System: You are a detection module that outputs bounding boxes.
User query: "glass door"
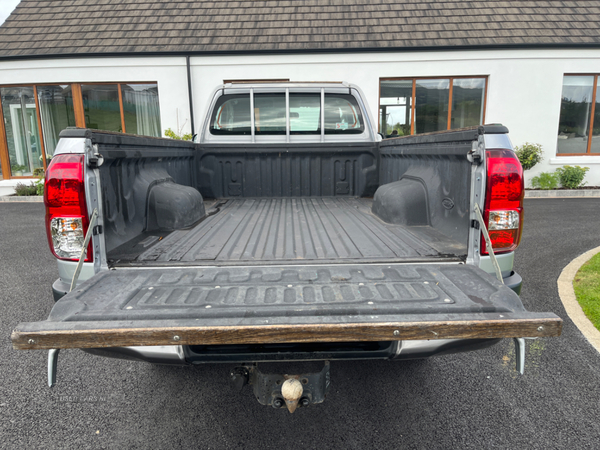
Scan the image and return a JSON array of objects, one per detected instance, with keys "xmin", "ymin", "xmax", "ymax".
[{"xmin": 1, "ymin": 86, "xmax": 43, "ymax": 177}]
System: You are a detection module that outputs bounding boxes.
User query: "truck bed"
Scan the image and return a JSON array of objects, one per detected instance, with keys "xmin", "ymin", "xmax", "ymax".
[{"xmin": 109, "ymin": 197, "xmax": 465, "ymax": 266}]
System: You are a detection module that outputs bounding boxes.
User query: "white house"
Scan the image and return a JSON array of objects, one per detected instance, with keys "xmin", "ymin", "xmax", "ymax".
[{"xmin": 1, "ymin": 0, "xmax": 600, "ymax": 186}]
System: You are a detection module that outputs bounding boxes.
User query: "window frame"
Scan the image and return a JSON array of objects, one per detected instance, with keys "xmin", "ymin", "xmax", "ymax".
[
  {"xmin": 557, "ymin": 73, "xmax": 599, "ymax": 156},
  {"xmin": 378, "ymin": 76, "xmax": 488, "ymax": 136},
  {"xmin": 0, "ymin": 81, "xmax": 160, "ymax": 179}
]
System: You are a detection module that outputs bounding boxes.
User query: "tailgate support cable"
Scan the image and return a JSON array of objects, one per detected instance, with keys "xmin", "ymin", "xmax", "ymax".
[
  {"xmin": 70, "ymin": 208, "xmax": 99, "ymax": 292},
  {"xmin": 474, "ymin": 203, "xmax": 503, "ymax": 284},
  {"xmin": 475, "ymin": 203, "xmax": 526, "ymax": 375},
  {"xmin": 48, "ymin": 208, "xmax": 98, "ymax": 387}
]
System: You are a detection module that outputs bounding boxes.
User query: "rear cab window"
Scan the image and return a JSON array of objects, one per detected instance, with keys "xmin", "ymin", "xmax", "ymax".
[
  {"xmin": 324, "ymin": 94, "xmax": 364, "ymax": 135},
  {"xmin": 210, "ymin": 94, "xmax": 251, "ymax": 135},
  {"xmin": 207, "ymin": 86, "xmax": 367, "ymax": 140},
  {"xmin": 289, "ymin": 93, "xmax": 321, "ymax": 135}
]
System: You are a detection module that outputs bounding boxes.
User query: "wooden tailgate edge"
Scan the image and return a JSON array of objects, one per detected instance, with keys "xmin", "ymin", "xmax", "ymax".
[{"xmin": 12, "ymin": 317, "xmax": 563, "ymax": 350}]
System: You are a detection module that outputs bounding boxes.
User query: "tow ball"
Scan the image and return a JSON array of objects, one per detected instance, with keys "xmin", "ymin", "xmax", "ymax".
[{"xmin": 229, "ymin": 361, "xmax": 331, "ymax": 413}]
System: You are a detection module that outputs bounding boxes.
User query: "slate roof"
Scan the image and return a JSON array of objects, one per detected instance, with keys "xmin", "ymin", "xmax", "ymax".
[{"xmin": 1, "ymin": 0, "xmax": 600, "ymax": 59}]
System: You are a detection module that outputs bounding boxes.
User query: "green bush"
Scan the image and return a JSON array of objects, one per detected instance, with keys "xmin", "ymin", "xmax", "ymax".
[
  {"xmin": 556, "ymin": 165, "xmax": 589, "ymax": 189},
  {"xmin": 35, "ymin": 177, "xmax": 44, "ymax": 196},
  {"xmin": 14, "ymin": 182, "xmax": 38, "ymax": 196},
  {"xmin": 531, "ymin": 172, "xmax": 559, "ymax": 190},
  {"xmin": 164, "ymin": 128, "xmax": 193, "ymax": 141},
  {"xmin": 514, "ymin": 142, "xmax": 543, "ymax": 170}
]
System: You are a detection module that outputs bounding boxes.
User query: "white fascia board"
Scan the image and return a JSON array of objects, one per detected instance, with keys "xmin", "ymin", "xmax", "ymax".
[
  {"xmin": 0, "ymin": 56, "xmax": 185, "ymax": 71},
  {"xmin": 189, "ymin": 48, "xmax": 600, "ymax": 67}
]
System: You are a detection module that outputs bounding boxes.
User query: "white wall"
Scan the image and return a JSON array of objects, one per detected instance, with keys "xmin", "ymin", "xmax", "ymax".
[{"xmin": 2, "ymin": 49, "xmax": 600, "ymax": 185}]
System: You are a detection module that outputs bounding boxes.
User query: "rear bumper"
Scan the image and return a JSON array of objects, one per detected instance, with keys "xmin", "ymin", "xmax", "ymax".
[
  {"xmin": 83, "ymin": 345, "xmax": 187, "ymax": 364},
  {"xmin": 81, "ymin": 338, "xmax": 502, "ymax": 365}
]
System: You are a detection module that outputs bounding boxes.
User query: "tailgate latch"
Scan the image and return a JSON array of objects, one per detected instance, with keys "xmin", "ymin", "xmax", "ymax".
[
  {"xmin": 468, "ymin": 135, "xmax": 485, "ymax": 165},
  {"xmin": 85, "ymin": 141, "xmax": 104, "ymax": 169}
]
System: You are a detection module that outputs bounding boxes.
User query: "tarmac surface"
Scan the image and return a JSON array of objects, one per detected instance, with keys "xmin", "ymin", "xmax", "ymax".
[{"xmin": 1, "ymin": 199, "xmax": 599, "ymax": 449}]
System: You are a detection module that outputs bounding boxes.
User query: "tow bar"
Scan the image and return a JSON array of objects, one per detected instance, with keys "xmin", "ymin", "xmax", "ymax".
[{"xmin": 230, "ymin": 362, "xmax": 331, "ymax": 413}]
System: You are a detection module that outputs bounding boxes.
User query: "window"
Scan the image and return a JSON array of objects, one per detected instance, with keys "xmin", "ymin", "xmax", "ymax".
[
  {"xmin": 82, "ymin": 83, "xmax": 161, "ymax": 136},
  {"xmin": 379, "ymin": 77, "xmax": 487, "ymax": 137},
  {"xmin": 254, "ymin": 94, "xmax": 286, "ymax": 135},
  {"xmin": 557, "ymin": 75, "xmax": 600, "ymax": 155},
  {"xmin": 0, "ymin": 82, "xmax": 162, "ymax": 179},
  {"xmin": 414, "ymin": 79, "xmax": 450, "ymax": 134},
  {"xmin": 210, "ymin": 94, "xmax": 252, "ymax": 135},
  {"xmin": 290, "ymin": 93, "xmax": 321, "ymax": 134},
  {"xmin": 379, "ymin": 80, "xmax": 412, "ymax": 137},
  {"xmin": 37, "ymin": 85, "xmax": 76, "ymax": 157},
  {"xmin": 121, "ymin": 84, "xmax": 161, "ymax": 136},
  {"xmin": 210, "ymin": 91, "xmax": 364, "ymax": 136},
  {"xmin": 324, "ymin": 94, "xmax": 364, "ymax": 135},
  {"xmin": 451, "ymin": 78, "xmax": 486, "ymax": 129},
  {"xmin": 82, "ymin": 84, "xmax": 122, "ymax": 132},
  {"xmin": 0, "ymin": 86, "xmax": 44, "ymax": 177}
]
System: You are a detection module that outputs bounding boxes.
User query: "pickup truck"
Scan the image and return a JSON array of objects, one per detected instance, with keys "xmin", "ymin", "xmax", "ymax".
[{"xmin": 12, "ymin": 82, "xmax": 561, "ymax": 413}]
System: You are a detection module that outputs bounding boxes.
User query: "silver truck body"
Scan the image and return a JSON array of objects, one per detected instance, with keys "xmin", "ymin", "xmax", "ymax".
[{"xmin": 46, "ymin": 83, "xmax": 523, "ymax": 365}]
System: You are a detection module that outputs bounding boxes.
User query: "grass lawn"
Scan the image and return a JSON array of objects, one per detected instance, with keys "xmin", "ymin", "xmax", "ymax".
[{"xmin": 573, "ymin": 252, "xmax": 600, "ymax": 331}]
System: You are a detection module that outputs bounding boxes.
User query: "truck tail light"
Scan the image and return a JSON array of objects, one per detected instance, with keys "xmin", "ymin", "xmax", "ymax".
[
  {"xmin": 44, "ymin": 154, "xmax": 93, "ymax": 262},
  {"xmin": 481, "ymin": 149, "xmax": 524, "ymax": 255}
]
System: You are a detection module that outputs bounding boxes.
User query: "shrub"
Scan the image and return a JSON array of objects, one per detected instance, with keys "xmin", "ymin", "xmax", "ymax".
[
  {"xmin": 555, "ymin": 165, "xmax": 589, "ymax": 189},
  {"xmin": 515, "ymin": 143, "xmax": 543, "ymax": 170},
  {"xmin": 35, "ymin": 177, "xmax": 44, "ymax": 196},
  {"xmin": 530, "ymin": 172, "xmax": 559, "ymax": 190},
  {"xmin": 14, "ymin": 182, "xmax": 38, "ymax": 196},
  {"xmin": 164, "ymin": 128, "xmax": 193, "ymax": 141}
]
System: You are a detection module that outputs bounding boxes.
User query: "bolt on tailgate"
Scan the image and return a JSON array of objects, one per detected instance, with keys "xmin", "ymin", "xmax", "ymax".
[{"xmin": 12, "ymin": 263, "xmax": 561, "ymax": 350}]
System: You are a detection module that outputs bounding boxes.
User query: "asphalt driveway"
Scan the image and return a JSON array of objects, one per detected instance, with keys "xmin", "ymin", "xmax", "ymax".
[{"xmin": 1, "ymin": 199, "xmax": 599, "ymax": 449}]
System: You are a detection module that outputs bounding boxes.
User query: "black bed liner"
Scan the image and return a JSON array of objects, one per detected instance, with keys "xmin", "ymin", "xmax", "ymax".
[
  {"xmin": 12, "ymin": 263, "xmax": 561, "ymax": 350},
  {"xmin": 110, "ymin": 197, "xmax": 465, "ymax": 265}
]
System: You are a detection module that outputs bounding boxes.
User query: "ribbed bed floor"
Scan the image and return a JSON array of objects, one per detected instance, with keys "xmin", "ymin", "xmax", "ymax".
[{"xmin": 135, "ymin": 197, "xmax": 443, "ymax": 263}]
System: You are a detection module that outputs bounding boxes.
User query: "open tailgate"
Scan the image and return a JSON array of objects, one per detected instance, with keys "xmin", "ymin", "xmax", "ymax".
[{"xmin": 12, "ymin": 264, "xmax": 561, "ymax": 350}]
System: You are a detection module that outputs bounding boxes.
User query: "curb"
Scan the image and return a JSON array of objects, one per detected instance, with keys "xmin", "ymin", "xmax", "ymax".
[
  {"xmin": 0, "ymin": 196, "xmax": 43, "ymax": 203},
  {"xmin": 526, "ymin": 189, "xmax": 600, "ymax": 198},
  {"xmin": 557, "ymin": 246, "xmax": 600, "ymax": 353}
]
